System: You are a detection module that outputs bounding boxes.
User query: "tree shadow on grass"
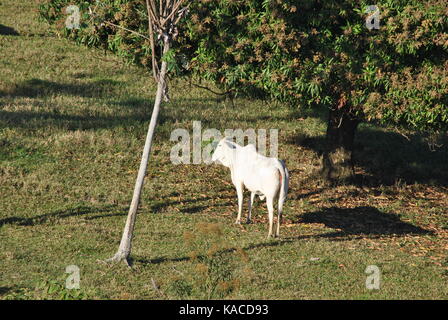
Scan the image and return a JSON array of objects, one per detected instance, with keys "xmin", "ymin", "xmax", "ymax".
[
  {"xmin": 145, "ymin": 191, "xmax": 236, "ymax": 214},
  {"xmin": 0, "ymin": 204, "xmax": 122, "ymax": 227},
  {"xmin": 0, "ymin": 78, "xmax": 157, "ymax": 130},
  {"xmin": 0, "ymin": 109, "xmax": 150, "ymax": 131},
  {"xmin": 0, "ymin": 79, "xmax": 209, "ymax": 131},
  {"xmin": 354, "ymin": 127, "xmax": 448, "ymax": 187},
  {"xmin": 0, "ymin": 24, "xmax": 19, "ymax": 36},
  {"xmin": 0, "ymin": 286, "xmax": 14, "ymax": 296},
  {"xmin": 286, "ymin": 123, "xmax": 448, "ymax": 187},
  {"xmin": 0, "ymin": 78, "xmax": 121, "ymax": 99}
]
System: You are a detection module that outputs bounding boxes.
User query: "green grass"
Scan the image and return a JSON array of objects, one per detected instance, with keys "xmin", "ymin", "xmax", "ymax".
[{"xmin": 1, "ymin": 0, "xmax": 447, "ymax": 300}]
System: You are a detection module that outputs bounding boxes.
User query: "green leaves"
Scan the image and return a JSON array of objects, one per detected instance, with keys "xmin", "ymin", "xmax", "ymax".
[{"xmin": 38, "ymin": 0, "xmax": 448, "ymax": 132}]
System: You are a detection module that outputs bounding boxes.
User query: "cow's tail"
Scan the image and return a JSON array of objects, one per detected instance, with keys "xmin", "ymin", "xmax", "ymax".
[{"xmin": 275, "ymin": 159, "xmax": 289, "ymax": 214}]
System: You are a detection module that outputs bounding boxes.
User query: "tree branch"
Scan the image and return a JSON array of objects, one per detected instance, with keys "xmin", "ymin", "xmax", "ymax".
[
  {"xmin": 101, "ymin": 20, "xmax": 150, "ymax": 40},
  {"xmin": 146, "ymin": 0, "xmax": 159, "ymax": 82},
  {"xmin": 191, "ymin": 82, "xmax": 234, "ymax": 96},
  {"xmin": 162, "ymin": 0, "xmax": 185, "ymax": 27}
]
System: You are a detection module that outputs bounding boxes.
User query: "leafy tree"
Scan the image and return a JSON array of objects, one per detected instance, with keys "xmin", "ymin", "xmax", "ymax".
[
  {"xmin": 39, "ymin": 0, "xmax": 448, "ymax": 183},
  {"xmin": 177, "ymin": 0, "xmax": 448, "ymax": 181}
]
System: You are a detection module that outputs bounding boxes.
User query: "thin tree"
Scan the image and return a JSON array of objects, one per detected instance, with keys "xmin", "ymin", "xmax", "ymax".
[{"xmin": 107, "ymin": 0, "xmax": 188, "ymax": 266}]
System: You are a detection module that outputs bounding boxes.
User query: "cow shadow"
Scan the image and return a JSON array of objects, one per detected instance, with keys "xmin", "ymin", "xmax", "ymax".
[{"xmin": 295, "ymin": 206, "xmax": 431, "ymax": 237}]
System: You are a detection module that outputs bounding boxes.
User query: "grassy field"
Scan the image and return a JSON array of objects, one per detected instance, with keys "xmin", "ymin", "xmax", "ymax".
[{"xmin": 1, "ymin": 1, "xmax": 447, "ymax": 299}]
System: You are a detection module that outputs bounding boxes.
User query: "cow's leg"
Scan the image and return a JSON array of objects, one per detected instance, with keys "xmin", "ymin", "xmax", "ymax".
[
  {"xmin": 247, "ymin": 192, "xmax": 255, "ymax": 224},
  {"xmin": 266, "ymin": 197, "xmax": 274, "ymax": 238},
  {"xmin": 235, "ymin": 183, "xmax": 244, "ymax": 224},
  {"xmin": 275, "ymin": 205, "xmax": 282, "ymax": 238}
]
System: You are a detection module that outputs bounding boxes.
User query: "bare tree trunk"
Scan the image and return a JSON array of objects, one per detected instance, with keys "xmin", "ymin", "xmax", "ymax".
[
  {"xmin": 107, "ymin": 40, "xmax": 170, "ymax": 266},
  {"xmin": 322, "ymin": 106, "xmax": 359, "ymax": 183}
]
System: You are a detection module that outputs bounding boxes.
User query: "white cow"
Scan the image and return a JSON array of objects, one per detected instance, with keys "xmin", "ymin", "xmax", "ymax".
[{"xmin": 211, "ymin": 138, "xmax": 289, "ymax": 237}]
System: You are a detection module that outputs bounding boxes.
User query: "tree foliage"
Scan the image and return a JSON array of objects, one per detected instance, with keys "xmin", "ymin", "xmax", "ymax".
[{"xmin": 39, "ymin": 0, "xmax": 448, "ymax": 132}]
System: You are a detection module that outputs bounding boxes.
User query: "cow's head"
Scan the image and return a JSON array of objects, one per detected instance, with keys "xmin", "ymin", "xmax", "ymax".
[{"xmin": 211, "ymin": 138, "xmax": 236, "ymax": 168}]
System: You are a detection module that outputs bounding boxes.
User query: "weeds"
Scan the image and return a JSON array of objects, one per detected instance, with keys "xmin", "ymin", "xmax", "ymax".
[
  {"xmin": 166, "ymin": 223, "xmax": 249, "ymax": 299},
  {"xmin": 2, "ymin": 280, "xmax": 90, "ymax": 300}
]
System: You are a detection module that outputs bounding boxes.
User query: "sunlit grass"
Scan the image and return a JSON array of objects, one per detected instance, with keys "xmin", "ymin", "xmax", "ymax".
[{"xmin": 1, "ymin": 0, "xmax": 447, "ymax": 300}]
